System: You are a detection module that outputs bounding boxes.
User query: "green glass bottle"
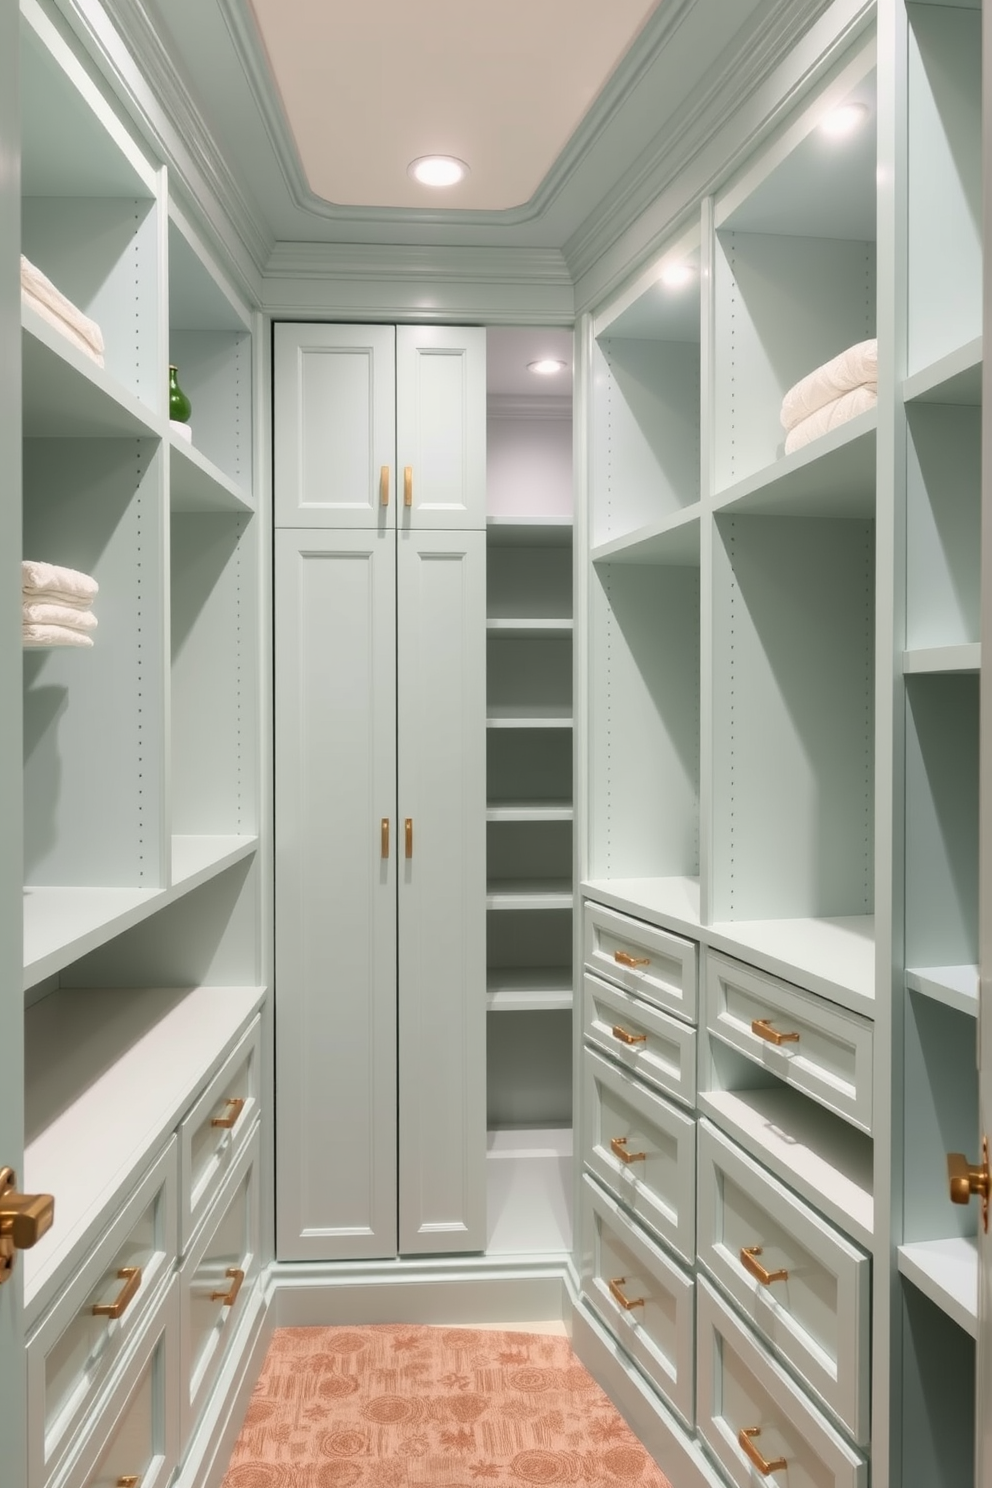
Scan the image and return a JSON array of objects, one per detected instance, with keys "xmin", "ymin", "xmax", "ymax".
[{"xmin": 168, "ymin": 363, "xmax": 192, "ymax": 423}]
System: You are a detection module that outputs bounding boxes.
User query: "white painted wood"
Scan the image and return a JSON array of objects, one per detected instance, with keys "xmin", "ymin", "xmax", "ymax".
[
  {"xmin": 903, "ymin": 642, "xmax": 981, "ymax": 673},
  {"xmin": 170, "ymin": 837, "xmax": 257, "ymax": 891},
  {"xmin": 398, "ymin": 529, "xmax": 486, "ymax": 1253},
  {"xmin": 396, "ymin": 326, "xmax": 487, "ymax": 529},
  {"xmin": 581, "ymin": 1175, "xmax": 695, "ymax": 1428},
  {"xmin": 486, "ymin": 883, "xmax": 573, "ymax": 910},
  {"xmin": 274, "ymin": 528, "xmax": 397, "ymax": 1260},
  {"xmin": 486, "ymin": 1129, "xmax": 572, "ymax": 1255},
  {"xmin": 905, "ymin": 965, "xmax": 979, "ymax": 1018},
  {"xmin": 179, "ymin": 1019, "xmax": 260, "ymax": 1253},
  {"xmin": 580, "ymin": 877, "xmax": 702, "ymax": 938},
  {"xmin": 583, "ymin": 901, "xmax": 698, "ymax": 1024},
  {"xmin": 591, "ymin": 506, "xmax": 701, "ymax": 565},
  {"xmin": 898, "ymin": 1238, "xmax": 978, "ymax": 1339},
  {"xmin": 902, "ymin": 335, "xmax": 982, "ymax": 405},
  {"xmin": 697, "ymin": 1120, "xmax": 870, "ymax": 1444},
  {"xmin": 696, "ymin": 1278, "xmax": 868, "ymax": 1488},
  {"xmin": 22, "ymin": 306, "xmax": 163, "ymax": 439},
  {"xmin": 710, "ymin": 413, "xmax": 877, "ymax": 518},
  {"xmin": 583, "ymin": 1047, "xmax": 696, "ymax": 1263},
  {"xmin": 905, "ymin": 404, "xmax": 981, "ymax": 650},
  {"xmin": 169, "ymin": 430, "xmax": 251, "ymax": 514},
  {"xmin": 704, "ymin": 916, "xmax": 876, "ymax": 1016},
  {"xmin": 583, "ymin": 972, "xmax": 697, "ymax": 1109},
  {"xmin": 26, "ymin": 1141, "xmax": 177, "ymax": 1488},
  {"xmin": 486, "ymin": 968, "xmax": 573, "ymax": 1013},
  {"xmin": 273, "ymin": 323, "xmax": 396, "ymax": 528}
]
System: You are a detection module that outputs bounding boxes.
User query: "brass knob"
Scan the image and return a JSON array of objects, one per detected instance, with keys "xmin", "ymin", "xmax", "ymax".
[
  {"xmin": 0, "ymin": 1168, "xmax": 54, "ymax": 1284},
  {"xmin": 948, "ymin": 1138, "xmax": 989, "ymax": 1231}
]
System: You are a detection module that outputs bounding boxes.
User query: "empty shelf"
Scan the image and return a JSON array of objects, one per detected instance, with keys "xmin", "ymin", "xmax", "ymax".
[
  {"xmin": 898, "ymin": 1238, "xmax": 978, "ymax": 1337},
  {"xmin": 906, "ymin": 965, "xmax": 978, "ymax": 1017}
]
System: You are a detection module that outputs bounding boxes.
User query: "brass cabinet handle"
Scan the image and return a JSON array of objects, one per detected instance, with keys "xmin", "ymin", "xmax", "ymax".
[
  {"xmin": 751, "ymin": 1018, "xmax": 800, "ymax": 1046},
  {"xmin": 381, "ymin": 817, "xmax": 390, "ymax": 858},
  {"xmin": 118, "ymin": 1478, "xmax": 141, "ymax": 1487},
  {"xmin": 738, "ymin": 1427, "xmax": 787, "ymax": 1475},
  {"xmin": 611, "ymin": 1024, "xmax": 647, "ymax": 1046},
  {"xmin": 92, "ymin": 1266, "xmax": 142, "ymax": 1319},
  {"xmin": 211, "ymin": 1266, "xmax": 245, "ymax": 1307},
  {"xmin": 211, "ymin": 1097, "xmax": 246, "ymax": 1130},
  {"xmin": 614, "ymin": 950, "xmax": 650, "ymax": 968},
  {"xmin": 740, "ymin": 1246, "xmax": 789, "ymax": 1285},
  {"xmin": 405, "ymin": 817, "xmax": 413, "ymax": 857},
  {"xmin": 948, "ymin": 1138, "xmax": 990, "ymax": 1231},
  {"xmin": 608, "ymin": 1276, "xmax": 645, "ymax": 1311},
  {"xmin": 610, "ymin": 1136, "xmax": 646, "ymax": 1165},
  {"xmin": 0, "ymin": 1168, "xmax": 55, "ymax": 1283},
  {"xmin": 380, "ymin": 465, "xmax": 390, "ymax": 506},
  {"xmin": 404, "ymin": 465, "xmax": 413, "ymax": 507}
]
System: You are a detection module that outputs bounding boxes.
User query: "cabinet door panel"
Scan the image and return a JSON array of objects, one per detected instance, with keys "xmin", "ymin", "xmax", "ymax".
[
  {"xmin": 398, "ymin": 530, "xmax": 486, "ymax": 1252},
  {"xmin": 275, "ymin": 529, "xmax": 397, "ymax": 1259},
  {"xmin": 396, "ymin": 327, "xmax": 486, "ymax": 530},
  {"xmin": 274, "ymin": 324, "xmax": 396, "ymax": 528}
]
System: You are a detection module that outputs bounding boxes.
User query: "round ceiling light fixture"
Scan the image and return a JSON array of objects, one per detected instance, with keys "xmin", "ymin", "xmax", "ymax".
[
  {"xmin": 408, "ymin": 155, "xmax": 469, "ymax": 187},
  {"xmin": 527, "ymin": 358, "xmax": 568, "ymax": 376},
  {"xmin": 660, "ymin": 262, "xmax": 695, "ymax": 290},
  {"xmin": 820, "ymin": 102, "xmax": 869, "ymax": 139}
]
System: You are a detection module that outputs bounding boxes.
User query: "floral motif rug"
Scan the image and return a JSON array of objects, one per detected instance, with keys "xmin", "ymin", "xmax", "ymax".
[{"xmin": 221, "ymin": 1324, "xmax": 674, "ymax": 1488}]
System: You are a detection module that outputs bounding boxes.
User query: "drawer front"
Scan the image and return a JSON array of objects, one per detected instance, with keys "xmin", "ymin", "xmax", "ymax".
[
  {"xmin": 583, "ymin": 901, "xmax": 697, "ymax": 1024},
  {"xmin": 581, "ymin": 1175, "xmax": 694, "ymax": 1428},
  {"xmin": 180, "ymin": 1016, "xmax": 261, "ymax": 1252},
  {"xmin": 180, "ymin": 1122, "xmax": 260, "ymax": 1448},
  {"xmin": 698, "ymin": 1120, "xmax": 870, "ymax": 1444},
  {"xmin": 28, "ymin": 1142, "xmax": 177, "ymax": 1488},
  {"xmin": 697, "ymin": 1278, "xmax": 867, "ymax": 1488},
  {"xmin": 62, "ymin": 1277, "xmax": 180, "ymax": 1488},
  {"xmin": 583, "ymin": 1046, "xmax": 696, "ymax": 1264},
  {"xmin": 705, "ymin": 952, "xmax": 873, "ymax": 1133},
  {"xmin": 584, "ymin": 971, "xmax": 696, "ymax": 1108}
]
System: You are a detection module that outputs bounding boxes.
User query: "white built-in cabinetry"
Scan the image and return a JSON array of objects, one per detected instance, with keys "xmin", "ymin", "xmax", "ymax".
[{"xmin": 273, "ymin": 322, "xmax": 488, "ymax": 1259}]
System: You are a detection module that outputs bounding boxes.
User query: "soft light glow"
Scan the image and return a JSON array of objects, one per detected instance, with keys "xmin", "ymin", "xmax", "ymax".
[
  {"xmin": 660, "ymin": 262, "xmax": 695, "ymax": 290},
  {"xmin": 820, "ymin": 102, "xmax": 869, "ymax": 139},
  {"xmin": 528, "ymin": 358, "xmax": 567, "ymax": 376},
  {"xmin": 408, "ymin": 155, "xmax": 468, "ymax": 187}
]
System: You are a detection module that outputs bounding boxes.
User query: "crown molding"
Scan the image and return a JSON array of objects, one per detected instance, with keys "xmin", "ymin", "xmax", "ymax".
[
  {"xmin": 215, "ymin": 0, "xmax": 703, "ymax": 229},
  {"xmin": 487, "ymin": 395, "xmax": 573, "ymax": 421},
  {"xmin": 265, "ymin": 243, "xmax": 572, "ymax": 285},
  {"xmin": 55, "ymin": 0, "xmax": 274, "ymax": 289}
]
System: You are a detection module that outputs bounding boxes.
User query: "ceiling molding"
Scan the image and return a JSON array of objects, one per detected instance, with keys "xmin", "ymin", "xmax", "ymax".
[
  {"xmin": 215, "ymin": 0, "xmax": 704, "ymax": 229},
  {"xmin": 265, "ymin": 244, "xmax": 573, "ymax": 285},
  {"xmin": 487, "ymin": 395, "xmax": 573, "ymax": 422}
]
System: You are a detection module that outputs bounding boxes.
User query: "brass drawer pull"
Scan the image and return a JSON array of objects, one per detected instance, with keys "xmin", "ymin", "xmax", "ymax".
[
  {"xmin": 751, "ymin": 1018, "xmax": 800, "ymax": 1046},
  {"xmin": 405, "ymin": 817, "xmax": 413, "ymax": 857},
  {"xmin": 404, "ymin": 465, "xmax": 413, "ymax": 507},
  {"xmin": 211, "ymin": 1097, "xmax": 246, "ymax": 1130},
  {"xmin": 381, "ymin": 817, "xmax": 390, "ymax": 858},
  {"xmin": 608, "ymin": 1276, "xmax": 645, "ymax": 1310},
  {"xmin": 92, "ymin": 1266, "xmax": 142, "ymax": 1320},
  {"xmin": 740, "ymin": 1246, "xmax": 789, "ymax": 1285},
  {"xmin": 611, "ymin": 1024, "xmax": 647, "ymax": 1046},
  {"xmin": 610, "ymin": 1136, "xmax": 646, "ymax": 1165},
  {"xmin": 614, "ymin": 950, "xmax": 650, "ymax": 968},
  {"xmin": 118, "ymin": 1478, "xmax": 141, "ymax": 1487},
  {"xmin": 380, "ymin": 465, "xmax": 390, "ymax": 506},
  {"xmin": 211, "ymin": 1266, "xmax": 246, "ymax": 1307},
  {"xmin": 739, "ymin": 1427, "xmax": 787, "ymax": 1475}
]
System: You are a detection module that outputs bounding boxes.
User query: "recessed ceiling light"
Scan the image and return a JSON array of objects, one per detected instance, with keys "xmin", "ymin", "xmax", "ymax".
[
  {"xmin": 820, "ymin": 102, "xmax": 869, "ymax": 139},
  {"xmin": 660, "ymin": 263, "xmax": 695, "ymax": 290},
  {"xmin": 408, "ymin": 155, "xmax": 468, "ymax": 187},
  {"xmin": 528, "ymin": 358, "xmax": 567, "ymax": 376}
]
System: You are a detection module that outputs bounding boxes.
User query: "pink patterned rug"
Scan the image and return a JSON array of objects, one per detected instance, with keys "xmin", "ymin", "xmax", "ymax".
[{"xmin": 222, "ymin": 1325, "xmax": 674, "ymax": 1488}]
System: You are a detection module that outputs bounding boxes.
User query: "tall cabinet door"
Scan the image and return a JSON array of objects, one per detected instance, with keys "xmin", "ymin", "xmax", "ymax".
[
  {"xmin": 273, "ymin": 324, "xmax": 396, "ymax": 529},
  {"xmin": 274, "ymin": 528, "xmax": 398, "ymax": 1260},
  {"xmin": 396, "ymin": 326, "xmax": 487, "ymax": 530},
  {"xmin": 397, "ymin": 529, "xmax": 487, "ymax": 1253}
]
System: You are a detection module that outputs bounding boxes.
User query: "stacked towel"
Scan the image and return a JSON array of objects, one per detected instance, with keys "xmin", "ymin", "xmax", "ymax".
[
  {"xmin": 781, "ymin": 338, "xmax": 877, "ymax": 455},
  {"xmin": 22, "ymin": 561, "xmax": 99, "ymax": 648},
  {"xmin": 21, "ymin": 255, "xmax": 105, "ymax": 367}
]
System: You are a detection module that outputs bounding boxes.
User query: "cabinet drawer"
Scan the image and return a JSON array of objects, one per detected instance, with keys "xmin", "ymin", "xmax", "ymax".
[
  {"xmin": 581, "ymin": 1175, "xmax": 694, "ymax": 1427},
  {"xmin": 27, "ymin": 1142, "xmax": 177, "ymax": 1488},
  {"xmin": 179, "ymin": 1016, "xmax": 260, "ymax": 1252},
  {"xmin": 705, "ymin": 953, "xmax": 873, "ymax": 1133},
  {"xmin": 180, "ymin": 1122, "xmax": 260, "ymax": 1448},
  {"xmin": 584, "ymin": 971, "xmax": 696, "ymax": 1108},
  {"xmin": 698, "ymin": 1120, "xmax": 870, "ymax": 1444},
  {"xmin": 583, "ymin": 902, "xmax": 697, "ymax": 1023},
  {"xmin": 697, "ymin": 1278, "xmax": 867, "ymax": 1488},
  {"xmin": 61, "ymin": 1277, "xmax": 180, "ymax": 1488},
  {"xmin": 583, "ymin": 1046, "xmax": 696, "ymax": 1264}
]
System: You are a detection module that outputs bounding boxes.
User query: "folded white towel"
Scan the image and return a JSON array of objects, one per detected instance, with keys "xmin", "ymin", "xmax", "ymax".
[
  {"xmin": 784, "ymin": 385, "xmax": 877, "ymax": 455},
  {"xmin": 22, "ymin": 560, "xmax": 99, "ymax": 606},
  {"xmin": 23, "ymin": 623, "xmax": 95, "ymax": 649},
  {"xmin": 22, "ymin": 600, "xmax": 98, "ymax": 630},
  {"xmin": 781, "ymin": 339, "xmax": 878, "ymax": 431},
  {"xmin": 20, "ymin": 255, "xmax": 105, "ymax": 367}
]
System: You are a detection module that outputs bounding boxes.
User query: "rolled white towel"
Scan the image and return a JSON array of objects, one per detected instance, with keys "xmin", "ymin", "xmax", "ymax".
[
  {"xmin": 22, "ymin": 600, "xmax": 98, "ymax": 630},
  {"xmin": 23, "ymin": 623, "xmax": 95, "ymax": 649},
  {"xmin": 784, "ymin": 385, "xmax": 877, "ymax": 455},
  {"xmin": 22, "ymin": 560, "xmax": 99, "ymax": 607},
  {"xmin": 781, "ymin": 338, "xmax": 878, "ymax": 431},
  {"xmin": 20, "ymin": 255, "xmax": 105, "ymax": 366}
]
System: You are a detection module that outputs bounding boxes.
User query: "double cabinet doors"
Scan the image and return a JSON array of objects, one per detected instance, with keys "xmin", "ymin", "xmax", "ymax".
[{"xmin": 274, "ymin": 324, "xmax": 486, "ymax": 1261}]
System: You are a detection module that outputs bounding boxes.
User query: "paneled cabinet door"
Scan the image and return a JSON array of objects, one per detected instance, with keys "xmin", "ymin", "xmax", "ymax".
[
  {"xmin": 274, "ymin": 528, "xmax": 398, "ymax": 1260},
  {"xmin": 397, "ymin": 529, "xmax": 487, "ymax": 1253},
  {"xmin": 396, "ymin": 326, "xmax": 487, "ymax": 530}
]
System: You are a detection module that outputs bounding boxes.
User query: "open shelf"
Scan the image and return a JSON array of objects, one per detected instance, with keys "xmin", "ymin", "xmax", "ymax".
[
  {"xmin": 22, "ymin": 982, "xmax": 264, "ymax": 1323},
  {"xmin": 22, "ymin": 305, "xmax": 162, "ymax": 439},
  {"xmin": 486, "ymin": 802, "xmax": 573, "ymax": 822},
  {"xmin": 486, "ymin": 880, "xmax": 573, "ymax": 911},
  {"xmin": 487, "ymin": 709, "xmax": 572, "ymax": 728},
  {"xmin": 171, "ymin": 835, "xmax": 258, "ymax": 891},
  {"xmin": 903, "ymin": 644, "xmax": 980, "ymax": 675},
  {"xmin": 487, "ymin": 968, "xmax": 573, "ymax": 1013},
  {"xmin": 711, "ymin": 412, "xmax": 876, "ymax": 517},
  {"xmin": 899, "ymin": 1238, "xmax": 978, "ymax": 1338},
  {"xmin": 486, "ymin": 516, "xmax": 573, "ymax": 545},
  {"xmin": 905, "ymin": 965, "xmax": 978, "ymax": 1018},
  {"xmin": 591, "ymin": 506, "xmax": 701, "ymax": 566},
  {"xmin": 906, "ymin": 398, "xmax": 980, "ymax": 651},
  {"xmin": 486, "ymin": 1127, "xmax": 572, "ymax": 1255},
  {"xmin": 487, "ymin": 619, "xmax": 572, "ymax": 636},
  {"xmin": 580, "ymin": 877, "xmax": 701, "ymax": 939},
  {"xmin": 903, "ymin": 337, "xmax": 982, "ymax": 406},
  {"xmin": 170, "ymin": 434, "xmax": 253, "ymax": 514},
  {"xmin": 706, "ymin": 916, "xmax": 875, "ymax": 1016}
]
